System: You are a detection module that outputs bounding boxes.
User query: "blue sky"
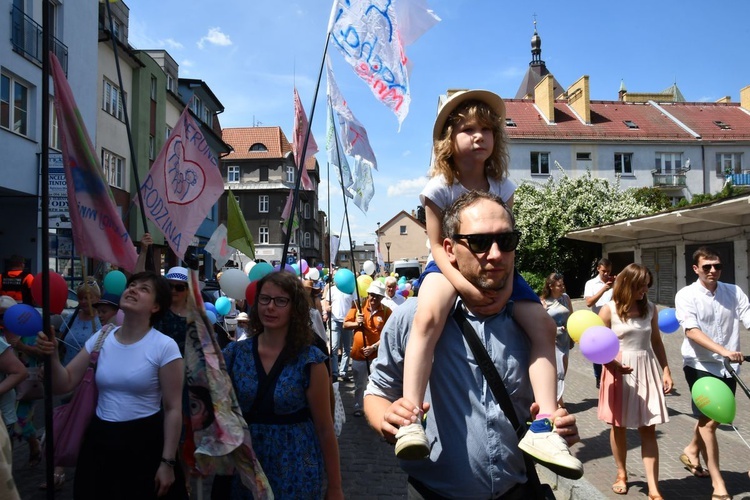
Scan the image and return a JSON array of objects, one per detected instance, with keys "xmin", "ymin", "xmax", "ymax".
[{"xmin": 126, "ymin": 0, "xmax": 750, "ymax": 251}]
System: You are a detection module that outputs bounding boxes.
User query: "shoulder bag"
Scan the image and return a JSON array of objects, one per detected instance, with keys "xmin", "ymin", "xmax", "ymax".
[
  {"xmin": 452, "ymin": 308, "xmax": 556, "ymax": 500},
  {"xmin": 52, "ymin": 324, "xmax": 114, "ymax": 467}
]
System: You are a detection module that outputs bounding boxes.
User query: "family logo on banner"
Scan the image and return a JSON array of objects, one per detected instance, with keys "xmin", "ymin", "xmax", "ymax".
[
  {"xmin": 49, "ymin": 53, "xmax": 138, "ymax": 271},
  {"xmin": 328, "ymin": 0, "xmax": 411, "ymax": 127},
  {"xmin": 139, "ymin": 107, "xmax": 224, "ymax": 259}
]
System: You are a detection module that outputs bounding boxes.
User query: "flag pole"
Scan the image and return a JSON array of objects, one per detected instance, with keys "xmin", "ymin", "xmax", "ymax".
[
  {"xmin": 41, "ymin": 1, "xmax": 55, "ymax": 495},
  {"xmin": 103, "ymin": 0, "xmax": 153, "ymax": 269},
  {"xmin": 329, "ymin": 101, "xmax": 363, "ymax": 309},
  {"xmin": 280, "ymin": 32, "xmax": 332, "ymax": 268}
]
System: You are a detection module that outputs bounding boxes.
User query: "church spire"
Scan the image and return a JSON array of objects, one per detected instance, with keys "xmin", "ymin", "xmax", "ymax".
[{"xmin": 530, "ymin": 19, "xmax": 543, "ymax": 67}]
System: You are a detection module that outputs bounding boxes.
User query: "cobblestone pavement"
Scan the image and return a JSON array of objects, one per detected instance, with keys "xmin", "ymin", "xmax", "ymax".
[{"xmin": 11, "ymin": 299, "xmax": 750, "ymax": 498}]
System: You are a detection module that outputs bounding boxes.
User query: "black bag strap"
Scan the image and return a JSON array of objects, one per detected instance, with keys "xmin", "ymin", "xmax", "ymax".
[{"xmin": 452, "ymin": 306, "xmax": 545, "ymax": 488}]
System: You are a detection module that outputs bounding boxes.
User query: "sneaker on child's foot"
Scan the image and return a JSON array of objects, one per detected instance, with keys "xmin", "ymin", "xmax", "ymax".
[
  {"xmin": 518, "ymin": 418, "xmax": 583, "ymax": 480},
  {"xmin": 394, "ymin": 422, "xmax": 430, "ymax": 460}
]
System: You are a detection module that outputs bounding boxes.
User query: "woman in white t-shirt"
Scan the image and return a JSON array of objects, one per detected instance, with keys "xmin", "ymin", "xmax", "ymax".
[{"xmin": 37, "ymin": 271, "xmax": 185, "ymax": 499}]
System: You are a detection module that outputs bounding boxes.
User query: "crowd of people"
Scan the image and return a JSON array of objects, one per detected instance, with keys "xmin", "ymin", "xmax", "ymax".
[{"xmin": 0, "ymin": 88, "xmax": 747, "ymax": 500}]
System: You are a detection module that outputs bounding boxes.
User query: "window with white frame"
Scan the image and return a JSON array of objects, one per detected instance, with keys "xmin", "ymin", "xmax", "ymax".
[
  {"xmin": 148, "ymin": 135, "xmax": 155, "ymax": 161},
  {"xmin": 166, "ymin": 74, "xmax": 174, "ymax": 93},
  {"xmin": 150, "ymin": 77, "xmax": 157, "ymax": 101},
  {"xmin": 530, "ymin": 152, "xmax": 550, "ymax": 175},
  {"xmin": 716, "ymin": 153, "xmax": 742, "ymax": 175},
  {"xmin": 227, "ymin": 165, "xmax": 239, "ymax": 183},
  {"xmin": 400, "ymin": 225, "xmax": 407, "ymax": 235},
  {"xmin": 303, "ymin": 202, "xmax": 311, "ymax": 219},
  {"xmin": 303, "ymin": 232, "xmax": 311, "ymax": 248},
  {"xmin": 286, "ymin": 165, "xmax": 295, "ymax": 183},
  {"xmin": 50, "ymin": 105, "xmax": 60, "ymax": 150},
  {"xmin": 191, "ymin": 97, "xmax": 202, "ymax": 118},
  {"xmin": 103, "ymin": 79, "xmax": 124, "ymax": 120},
  {"xmin": 165, "ymin": 126, "xmax": 172, "ymax": 140},
  {"xmin": 259, "ymin": 226, "xmax": 269, "ymax": 244},
  {"xmin": 101, "ymin": 149, "xmax": 125, "ymax": 189},
  {"xmin": 654, "ymin": 152, "xmax": 682, "ymax": 173},
  {"xmin": 1, "ymin": 74, "xmax": 29, "ymax": 136},
  {"xmin": 614, "ymin": 153, "xmax": 633, "ymax": 174},
  {"xmin": 259, "ymin": 195, "xmax": 269, "ymax": 213}
]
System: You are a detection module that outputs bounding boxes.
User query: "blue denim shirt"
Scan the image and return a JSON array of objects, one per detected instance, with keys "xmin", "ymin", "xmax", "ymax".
[{"xmin": 366, "ymin": 298, "xmax": 533, "ymax": 499}]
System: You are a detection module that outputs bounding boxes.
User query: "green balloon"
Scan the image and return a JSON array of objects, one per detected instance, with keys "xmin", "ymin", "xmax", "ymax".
[{"xmin": 691, "ymin": 377, "xmax": 736, "ymax": 424}]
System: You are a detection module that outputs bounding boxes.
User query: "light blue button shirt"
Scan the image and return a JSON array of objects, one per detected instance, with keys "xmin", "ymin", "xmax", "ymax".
[{"xmin": 366, "ymin": 298, "xmax": 533, "ymax": 499}]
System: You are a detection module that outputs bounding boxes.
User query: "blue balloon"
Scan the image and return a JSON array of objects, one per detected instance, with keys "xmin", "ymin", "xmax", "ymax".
[
  {"xmin": 205, "ymin": 303, "xmax": 217, "ymax": 315},
  {"xmin": 103, "ymin": 270, "xmax": 127, "ymax": 296},
  {"xmin": 4, "ymin": 304, "xmax": 43, "ymax": 337},
  {"xmin": 248, "ymin": 262, "xmax": 274, "ymax": 282},
  {"xmin": 205, "ymin": 310, "xmax": 217, "ymax": 325},
  {"xmin": 658, "ymin": 308, "xmax": 680, "ymax": 334},
  {"xmin": 334, "ymin": 268, "xmax": 356, "ymax": 294},
  {"xmin": 215, "ymin": 296, "xmax": 231, "ymax": 316}
]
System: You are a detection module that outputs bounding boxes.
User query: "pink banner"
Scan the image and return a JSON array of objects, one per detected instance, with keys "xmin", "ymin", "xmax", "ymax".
[
  {"xmin": 49, "ymin": 53, "xmax": 138, "ymax": 271},
  {"xmin": 139, "ymin": 107, "xmax": 225, "ymax": 259},
  {"xmin": 293, "ymin": 88, "xmax": 318, "ymax": 191}
]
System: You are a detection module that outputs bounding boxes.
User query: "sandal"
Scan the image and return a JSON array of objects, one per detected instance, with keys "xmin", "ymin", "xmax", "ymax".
[
  {"xmin": 679, "ymin": 453, "xmax": 710, "ymax": 477},
  {"xmin": 612, "ymin": 475, "xmax": 628, "ymax": 495},
  {"xmin": 39, "ymin": 472, "xmax": 66, "ymax": 491},
  {"xmin": 28, "ymin": 448, "xmax": 41, "ymax": 468}
]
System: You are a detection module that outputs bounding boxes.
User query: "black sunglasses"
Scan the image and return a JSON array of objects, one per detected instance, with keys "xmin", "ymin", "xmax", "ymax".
[
  {"xmin": 701, "ymin": 263, "xmax": 722, "ymax": 272},
  {"xmin": 452, "ymin": 230, "xmax": 521, "ymax": 254},
  {"xmin": 170, "ymin": 283, "xmax": 187, "ymax": 292}
]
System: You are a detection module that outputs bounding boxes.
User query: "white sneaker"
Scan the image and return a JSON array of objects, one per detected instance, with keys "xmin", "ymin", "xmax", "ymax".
[
  {"xmin": 518, "ymin": 419, "xmax": 583, "ymax": 480},
  {"xmin": 394, "ymin": 422, "xmax": 430, "ymax": 460}
]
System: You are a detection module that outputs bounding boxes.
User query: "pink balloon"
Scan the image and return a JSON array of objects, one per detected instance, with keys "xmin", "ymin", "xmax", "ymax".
[
  {"xmin": 579, "ymin": 326, "xmax": 620, "ymax": 364},
  {"xmin": 400, "ymin": 289, "xmax": 409, "ymax": 298},
  {"xmin": 114, "ymin": 309, "xmax": 125, "ymax": 326}
]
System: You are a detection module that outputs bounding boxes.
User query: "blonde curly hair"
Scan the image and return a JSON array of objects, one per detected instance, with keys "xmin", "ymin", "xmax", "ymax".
[{"xmin": 430, "ymin": 100, "xmax": 509, "ymax": 185}]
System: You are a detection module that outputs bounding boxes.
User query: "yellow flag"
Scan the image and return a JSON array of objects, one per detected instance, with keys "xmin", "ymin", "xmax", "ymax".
[{"xmin": 226, "ymin": 190, "xmax": 255, "ymax": 259}]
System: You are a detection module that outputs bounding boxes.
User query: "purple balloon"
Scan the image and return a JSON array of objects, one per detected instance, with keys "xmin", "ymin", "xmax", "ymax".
[
  {"xmin": 274, "ymin": 264, "xmax": 296, "ymax": 274},
  {"xmin": 579, "ymin": 326, "xmax": 620, "ymax": 364},
  {"xmin": 205, "ymin": 303, "xmax": 217, "ymax": 315}
]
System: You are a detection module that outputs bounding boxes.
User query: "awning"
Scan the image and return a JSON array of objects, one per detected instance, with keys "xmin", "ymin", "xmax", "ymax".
[{"xmin": 565, "ymin": 194, "xmax": 750, "ymax": 244}]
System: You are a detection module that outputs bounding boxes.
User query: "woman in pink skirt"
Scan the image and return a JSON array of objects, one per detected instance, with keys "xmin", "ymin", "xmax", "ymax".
[{"xmin": 598, "ymin": 263, "xmax": 673, "ymax": 499}]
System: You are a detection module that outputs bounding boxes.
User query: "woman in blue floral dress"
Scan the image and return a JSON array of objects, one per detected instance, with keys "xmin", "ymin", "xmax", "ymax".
[{"xmin": 223, "ymin": 272, "xmax": 342, "ymax": 499}]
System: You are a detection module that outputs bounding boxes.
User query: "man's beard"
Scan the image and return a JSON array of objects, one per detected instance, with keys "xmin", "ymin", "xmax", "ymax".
[{"xmin": 471, "ymin": 269, "xmax": 511, "ymax": 292}]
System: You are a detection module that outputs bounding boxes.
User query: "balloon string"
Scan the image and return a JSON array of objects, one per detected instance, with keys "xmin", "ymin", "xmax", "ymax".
[{"xmin": 732, "ymin": 425, "xmax": 750, "ymax": 450}]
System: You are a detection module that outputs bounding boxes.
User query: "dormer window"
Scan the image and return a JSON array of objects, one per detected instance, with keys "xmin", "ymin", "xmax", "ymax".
[
  {"xmin": 623, "ymin": 120, "xmax": 639, "ymax": 129},
  {"xmin": 249, "ymin": 143, "xmax": 268, "ymax": 152},
  {"xmin": 505, "ymin": 118, "xmax": 517, "ymax": 127},
  {"xmin": 713, "ymin": 120, "xmax": 731, "ymax": 130}
]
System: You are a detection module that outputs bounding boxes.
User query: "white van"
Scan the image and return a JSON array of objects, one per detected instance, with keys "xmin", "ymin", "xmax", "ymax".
[{"xmin": 392, "ymin": 259, "xmax": 422, "ymax": 280}]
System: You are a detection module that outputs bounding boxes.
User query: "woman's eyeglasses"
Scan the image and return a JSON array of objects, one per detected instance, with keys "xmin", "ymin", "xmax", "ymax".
[
  {"xmin": 452, "ymin": 230, "xmax": 521, "ymax": 254},
  {"xmin": 257, "ymin": 294, "xmax": 291, "ymax": 307},
  {"xmin": 701, "ymin": 263, "xmax": 722, "ymax": 272},
  {"xmin": 170, "ymin": 283, "xmax": 187, "ymax": 292}
]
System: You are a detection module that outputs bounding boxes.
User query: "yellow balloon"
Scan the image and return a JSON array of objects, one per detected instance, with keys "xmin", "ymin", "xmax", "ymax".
[
  {"xmin": 567, "ymin": 310, "xmax": 605, "ymax": 342},
  {"xmin": 356, "ymin": 275, "xmax": 373, "ymax": 297}
]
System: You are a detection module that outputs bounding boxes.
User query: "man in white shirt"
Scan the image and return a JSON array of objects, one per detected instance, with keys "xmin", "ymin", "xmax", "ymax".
[
  {"xmin": 583, "ymin": 258, "xmax": 614, "ymax": 388},
  {"xmin": 675, "ymin": 246, "xmax": 750, "ymax": 498},
  {"xmin": 381, "ymin": 276, "xmax": 405, "ymax": 311},
  {"xmin": 322, "ymin": 272, "xmax": 356, "ymax": 381}
]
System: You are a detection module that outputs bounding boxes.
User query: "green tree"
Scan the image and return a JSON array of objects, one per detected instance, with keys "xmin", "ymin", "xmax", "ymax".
[{"xmin": 514, "ymin": 168, "xmax": 661, "ymax": 293}]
